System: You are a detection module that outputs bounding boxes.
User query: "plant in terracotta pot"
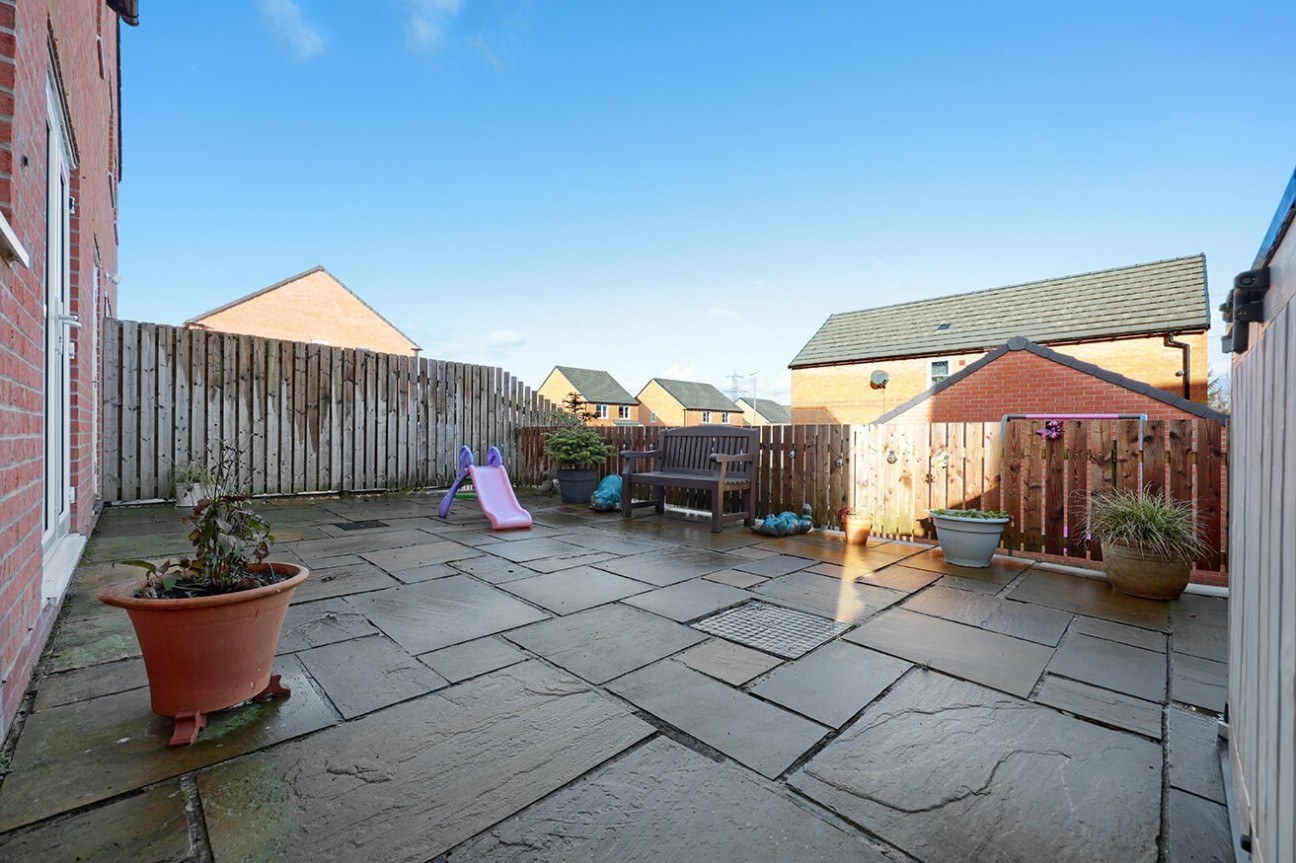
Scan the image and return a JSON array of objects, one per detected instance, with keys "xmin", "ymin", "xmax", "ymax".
[
  {"xmin": 544, "ymin": 399, "xmax": 613, "ymax": 504},
  {"xmin": 99, "ymin": 473, "xmax": 308, "ymax": 746},
  {"xmin": 837, "ymin": 506, "xmax": 873, "ymax": 545},
  {"xmin": 173, "ymin": 462, "xmax": 215, "ymax": 509},
  {"xmin": 1088, "ymin": 487, "xmax": 1202, "ymax": 601},
  {"xmin": 929, "ymin": 508, "xmax": 1010, "ymax": 568}
]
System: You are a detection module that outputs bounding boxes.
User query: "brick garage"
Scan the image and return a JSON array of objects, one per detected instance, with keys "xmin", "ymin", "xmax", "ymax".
[
  {"xmin": 876, "ymin": 337, "xmax": 1227, "ymax": 424},
  {"xmin": 0, "ymin": 1, "xmax": 129, "ymax": 742}
]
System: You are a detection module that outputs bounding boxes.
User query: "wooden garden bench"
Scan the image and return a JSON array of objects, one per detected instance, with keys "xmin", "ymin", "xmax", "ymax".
[{"xmin": 620, "ymin": 426, "xmax": 758, "ymax": 532}]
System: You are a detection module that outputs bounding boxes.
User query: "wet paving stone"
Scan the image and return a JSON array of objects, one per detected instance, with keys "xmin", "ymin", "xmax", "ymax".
[
  {"xmin": 621, "ymin": 579, "xmax": 752, "ymax": 622},
  {"xmin": 596, "ymin": 548, "xmax": 735, "ymax": 586},
  {"xmin": 702, "ymin": 568, "xmax": 769, "ymax": 588},
  {"xmin": 41, "ymin": 599, "xmax": 141, "ymax": 674},
  {"xmin": 546, "ymin": 528, "xmax": 674, "ymax": 556},
  {"xmin": 608, "ymin": 660, "xmax": 829, "ymax": 778},
  {"xmin": 276, "ymin": 597, "xmax": 379, "ymax": 654},
  {"xmin": 418, "ymin": 636, "xmax": 529, "ymax": 683},
  {"xmin": 673, "ymin": 639, "xmax": 784, "ymax": 685},
  {"xmin": 1167, "ymin": 706, "xmax": 1225, "ymax": 803},
  {"xmin": 732, "ymin": 553, "xmax": 817, "ymax": 578},
  {"xmin": 749, "ymin": 641, "xmax": 911, "ymax": 728},
  {"xmin": 0, "ymin": 656, "xmax": 337, "ymax": 832},
  {"xmin": 507, "ymin": 604, "xmax": 706, "ymax": 684},
  {"xmin": 299, "ymin": 635, "xmax": 449, "ymax": 719},
  {"xmin": 808, "ymin": 561, "xmax": 943, "ymax": 593},
  {"xmin": 348, "ymin": 576, "xmax": 549, "ymax": 655},
  {"xmin": 497, "ymin": 566, "xmax": 652, "ymax": 615},
  {"xmin": 449, "ymin": 555, "xmax": 538, "ymax": 584},
  {"xmin": 0, "ymin": 782, "xmax": 191, "ymax": 862},
  {"xmin": 472, "ymin": 536, "xmax": 589, "ymax": 563},
  {"xmin": 753, "ymin": 571, "xmax": 908, "ymax": 624},
  {"xmin": 902, "ymin": 547, "xmax": 1033, "ymax": 583},
  {"xmin": 902, "ymin": 584, "xmax": 1073, "ymax": 645},
  {"xmin": 360, "ymin": 539, "xmax": 482, "ymax": 574},
  {"xmin": 1035, "ymin": 674, "xmax": 1163, "ymax": 739},
  {"xmin": 1170, "ymin": 652, "xmax": 1227, "ymax": 713},
  {"xmin": 523, "ymin": 550, "xmax": 623, "ymax": 573},
  {"xmin": 286, "ymin": 528, "xmax": 441, "ymax": 564},
  {"xmin": 1170, "ymin": 593, "xmax": 1229, "ymax": 663},
  {"xmin": 847, "ymin": 608, "xmax": 1053, "ymax": 698},
  {"xmin": 791, "ymin": 670, "xmax": 1162, "ymax": 863},
  {"xmin": 1166, "ymin": 788, "xmax": 1233, "ymax": 863},
  {"xmin": 1007, "ymin": 568, "xmax": 1169, "ymax": 630},
  {"xmin": 1047, "ymin": 633, "xmax": 1166, "ymax": 703},
  {"xmin": 288, "ymin": 559, "xmax": 402, "ymax": 603},
  {"xmin": 1069, "ymin": 615, "xmax": 1167, "ymax": 653},
  {"xmin": 445, "ymin": 736, "xmax": 895, "ymax": 862},
  {"xmin": 197, "ymin": 661, "xmax": 652, "ymax": 863},
  {"xmin": 34, "ymin": 656, "xmax": 147, "ymax": 711}
]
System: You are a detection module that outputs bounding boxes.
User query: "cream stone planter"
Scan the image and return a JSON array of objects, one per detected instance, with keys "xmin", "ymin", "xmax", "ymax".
[{"xmin": 931, "ymin": 511, "xmax": 1009, "ymax": 568}]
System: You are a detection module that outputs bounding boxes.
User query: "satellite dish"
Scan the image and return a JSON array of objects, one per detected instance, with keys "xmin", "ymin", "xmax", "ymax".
[{"xmin": 870, "ymin": 370, "xmax": 890, "ymax": 389}]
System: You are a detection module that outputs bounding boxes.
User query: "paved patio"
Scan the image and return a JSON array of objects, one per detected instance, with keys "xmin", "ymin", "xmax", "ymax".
[{"xmin": 0, "ymin": 493, "xmax": 1233, "ymax": 861}]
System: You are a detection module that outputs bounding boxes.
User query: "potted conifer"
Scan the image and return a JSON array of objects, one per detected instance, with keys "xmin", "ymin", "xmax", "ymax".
[{"xmin": 544, "ymin": 394, "xmax": 613, "ymax": 504}]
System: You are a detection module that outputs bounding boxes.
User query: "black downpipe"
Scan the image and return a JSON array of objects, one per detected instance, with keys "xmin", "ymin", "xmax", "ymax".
[{"xmin": 1163, "ymin": 333, "xmax": 1191, "ymax": 399}]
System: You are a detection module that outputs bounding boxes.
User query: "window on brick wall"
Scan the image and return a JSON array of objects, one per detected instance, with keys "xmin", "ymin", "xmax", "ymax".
[
  {"xmin": 929, "ymin": 359, "xmax": 952, "ymax": 387},
  {"xmin": 721, "ymin": 411, "xmax": 730, "ymax": 423},
  {"xmin": 649, "ymin": 411, "xmax": 658, "ymax": 423},
  {"xmin": 617, "ymin": 405, "xmax": 630, "ymax": 419},
  {"xmin": 595, "ymin": 403, "xmax": 608, "ymax": 419},
  {"xmin": 702, "ymin": 411, "xmax": 712, "ymax": 423}
]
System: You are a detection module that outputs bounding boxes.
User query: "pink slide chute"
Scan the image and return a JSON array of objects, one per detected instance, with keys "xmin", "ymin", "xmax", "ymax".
[{"xmin": 468, "ymin": 460, "xmax": 533, "ymax": 530}]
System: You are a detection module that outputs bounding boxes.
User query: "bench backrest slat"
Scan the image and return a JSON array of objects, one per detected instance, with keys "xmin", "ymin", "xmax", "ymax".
[{"xmin": 656, "ymin": 426, "xmax": 756, "ymax": 478}]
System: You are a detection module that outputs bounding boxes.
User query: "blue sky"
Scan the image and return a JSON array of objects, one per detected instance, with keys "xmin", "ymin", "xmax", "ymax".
[{"xmin": 119, "ymin": 1, "xmax": 1295, "ymax": 405}]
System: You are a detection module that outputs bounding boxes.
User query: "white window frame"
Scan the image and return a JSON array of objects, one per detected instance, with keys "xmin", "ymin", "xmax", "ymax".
[
  {"xmin": 617, "ymin": 405, "xmax": 631, "ymax": 420},
  {"xmin": 595, "ymin": 403, "xmax": 609, "ymax": 419},
  {"xmin": 649, "ymin": 411, "xmax": 658, "ymax": 423},
  {"xmin": 721, "ymin": 411, "xmax": 730, "ymax": 424},
  {"xmin": 702, "ymin": 410, "xmax": 712, "ymax": 423},
  {"xmin": 929, "ymin": 357, "xmax": 953, "ymax": 387}
]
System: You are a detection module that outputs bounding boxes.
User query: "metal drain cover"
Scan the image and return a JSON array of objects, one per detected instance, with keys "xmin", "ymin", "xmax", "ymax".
[
  {"xmin": 693, "ymin": 602, "xmax": 850, "ymax": 659},
  {"xmin": 333, "ymin": 520, "xmax": 390, "ymax": 531}
]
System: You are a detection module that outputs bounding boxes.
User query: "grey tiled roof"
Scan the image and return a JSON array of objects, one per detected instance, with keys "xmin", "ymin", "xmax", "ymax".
[
  {"xmin": 873, "ymin": 336, "xmax": 1228, "ymax": 424},
  {"xmin": 553, "ymin": 366, "xmax": 638, "ymax": 405},
  {"xmin": 646, "ymin": 379, "xmax": 740, "ymax": 411},
  {"xmin": 737, "ymin": 398, "xmax": 791, "ymax": 424},
  {"xmin": 790, "ymin": 255, "xmax": 1209, "ymax": 368}
]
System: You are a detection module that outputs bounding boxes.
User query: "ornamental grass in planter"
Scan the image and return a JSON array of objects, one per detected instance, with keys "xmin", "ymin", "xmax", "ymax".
[
  {"xmin": 1088, "ymin": 487, "xmax": 1203, "ymax": 601},
  {"xmin": 99, "ymin": 474, "xmax": 308, "ymax": 746}
]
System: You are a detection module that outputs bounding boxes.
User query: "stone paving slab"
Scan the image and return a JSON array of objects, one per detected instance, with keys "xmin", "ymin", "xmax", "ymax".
[
  {"xmin": 497, "ymin": 566, "xmax": 652, "ymax": 615},
  {"xmin": 1047, "ymin": 633, "xmax": 1166, "ymax": 702},
  {"xmin": 1035, "ymin": 674, "xmax": 1163, "ymax": 740},
  {"xmin": 702, "ymin": 568, "xmax": 769, "ymax": 588},
  {"xmin": 360, "ymin": 539, "xmax": 482, "ymax": 573},
  {"xmin": 753, "ymin": 571, "xmax": 908, "ymax": 624},
  {"xmin": 847, "ymin": 608, "xmax": 1053, "ymax": 698},
  {"xmin": 673, "ymin": 639, "xmax": 784, "ymax": 685},
  {"xmin": 547, "ymin": 528, "xmax": 675, "ymax": 556},
  {"xmin": 286, "ymin": 528, "xmax": 441, "ymax": 563},
  {"xmin": 448, "ymin": 555, "xmax": 538, "ymax": 583},
  {"xmin": 621, "ymin": 579, "xmax": 752, "ymax": 622},
  {"xmin": 1170, "ymin": 594, "xmax": 1229, "ymax": 662},
  {"xmin": 299, "ymin": 635, "xmax": 450, "ymax": 719},
  {"xmin": 507, "ymin": 603, "xmax": 707, "ymax": 684},
  {"xmin": 418, "ymin": 636, "xmax": 529, "ymax": 683},
  {"xmin": 289, "ymin": 559, "xmax": 402, "ymax": 603},
  {"xmin": 808, "ymin": 561, "xmax": 943, "ymax": 593},
  {"xmin": 608, "ymin": 660, "xmax": 829, "ymax": 778},
  {"xmin": 902, "ymin": 547, "xmax": 1033, "ymax": 582},
  {"xmin": 1069, "ymin": 615, "xmax": 1167, "ymax": 653},
  {"xmin": 523, "ymin": 550, "xmax": 623, "ymax": 573},
  {"xmin": 33, "ymin": 656, "xmax": 146, "ymax": 711},
  {"xmin": 756, "ymin": 535, "xmax": 922, "ymax": 569},
  {"xmin": 276, "ymin": 597, "xmax": 380, "ymax": 654},
  {"xmin": 1007, "ymin": 568, "xmax": 1169, "ymax": 630},
  {"xmin": 1171, "ymin": 652, "xmax": 1227, "ymax": 713},
  {"xmin": 197, "ymin": 661, "xmax": 653, "ymax": 863},
  {"xmin": 40, "ymin": 600, "xmax": 141, "ymax": 674},
  {"xmin": 445, "ymin": 736, "xmax": 896, "ymax": 862},
  {"xmin": 0, "ymin": 782, "xmax": 191, "ymax": 863},
  {"xmin": 732, "ymin": 553, "xmax": 817, "ymax": 578},
  {"xmin": 791, "ymin": 670, "xmax": 1162, "ymax": 863},
  {"xmin": 1167, "ymin": 706, "xmax": 1225, "ymax": 803},
  {"xmin": 749, "ymin": 641, "xmax": 911, "ymax": 728},
  {"xmin": 0, "ymin": 655, "xmax": 337, "ymax": 832},
  {"xmin": 1166, "ymin": 788, "xmax": 1233, "ymax": 862},
  {"xmin": 902, "ymin": 585, "xmax": 1073, "ymax": 645},
  {"xmin": 348, "ymin": 576, "xmax": 549, "ymax": 655},
  {"xmin": 596, "ymin": 548, "xmax": 735, "ymax": 586},
  {"xmin": 472, "ymin": 537, "xmax": 590, "ymax": 563}
]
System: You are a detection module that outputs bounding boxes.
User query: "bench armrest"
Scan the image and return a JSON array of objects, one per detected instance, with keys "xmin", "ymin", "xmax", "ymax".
[
  {"xmin": 711, "ymin": 450, "xmax": 754, "ymax": 483},
  {"xmin": 621, "ymin": 448, "xmax": 663, "ymax": 474}
]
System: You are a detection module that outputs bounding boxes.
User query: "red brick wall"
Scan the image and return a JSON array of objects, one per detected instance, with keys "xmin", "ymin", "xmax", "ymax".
[
  {"xmin": 0, "ymin": 1, "xmax": 121, "ymax": 741},
  {"xmin": 887, "ymin": 350, "xmax": 1210, "ymax": 423}
]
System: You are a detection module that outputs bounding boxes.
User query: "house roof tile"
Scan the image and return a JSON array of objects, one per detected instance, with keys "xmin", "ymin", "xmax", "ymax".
[
  {"xmin": 646, "ymin": 379, "xmax": 740, "ymax": 411},
  {"xmin": 737, "ymin": 397, "xmax": 791, "ymax": 423},
  {"xmin": 553, "ymin": 367, "xmax": 638, "ymax": 405}
]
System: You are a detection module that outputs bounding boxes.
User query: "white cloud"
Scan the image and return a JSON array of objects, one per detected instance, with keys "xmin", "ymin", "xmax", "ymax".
[
  {"xmin": 402, "ymin": 0, "xmax": 463, "ymax": 52},
  {"xmin": 662, "ymin": 362, "xmax": 698, "ymax": 381},
  {"xmin": 258, "ymin": 0, "xmax": 325, "ymax": 60},
  {"xmin": 485, "ymin": 328, "xmax": 525, "ymax": 347}
]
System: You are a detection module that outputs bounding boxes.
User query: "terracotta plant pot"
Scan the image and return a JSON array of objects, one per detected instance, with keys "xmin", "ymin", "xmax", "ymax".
[
  {"xmin": 1100, "ymin": 540, "xmax": 1191, "ymax": 601},
  {"xmin": 841, "ymin": 515, "xmax": 872, "ymax": 545},
  {"xmin": 98, "ymin": 563, "xmax": 308, "ymax": 717}
]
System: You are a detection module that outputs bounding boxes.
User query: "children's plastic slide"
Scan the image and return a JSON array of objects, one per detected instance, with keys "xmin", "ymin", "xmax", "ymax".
[{"xmin": 438, "ymin": 446, "xmax": 532, "ymax": 530}]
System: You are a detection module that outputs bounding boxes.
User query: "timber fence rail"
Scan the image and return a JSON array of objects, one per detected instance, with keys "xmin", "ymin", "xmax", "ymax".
[{"xmin": 103, "ymin": 320, "xmax": 553, "ymax": 502}]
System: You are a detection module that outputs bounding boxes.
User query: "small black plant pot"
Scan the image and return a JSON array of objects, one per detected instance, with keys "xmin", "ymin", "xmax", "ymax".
[{"xmin": 556, "ymin": 468, "xmax": 599, "ymax": 504}]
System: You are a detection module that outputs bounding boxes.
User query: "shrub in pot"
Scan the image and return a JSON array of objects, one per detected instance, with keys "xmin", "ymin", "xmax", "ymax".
[
  {"xmin": 837, "ymin": 506, "xmax": 873, "ymax": 545},
  {"xmin": 544, "ymin": 419, "xmax": 613, "ymax": 505},
  {"xmin": 1089, "ymin": 487, "xmax": 1202, "ymax": 601},
  {"xmin": 930, "ymin": 508, "xmax": 1010, "ymax": 568},
  {"xmin": 99, "ymin": 482, "xmax": 308, "ymax": 746},
  {"xmin": 173, "ymin": 462, "xmax": 215, "ymax": 509}
]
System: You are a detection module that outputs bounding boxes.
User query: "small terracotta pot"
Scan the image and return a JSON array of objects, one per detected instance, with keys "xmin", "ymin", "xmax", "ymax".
[
  {"xmin": 1100, "ymin": 541, "xmax": 1191, "ymax": 601},
  {"xmin": 98, "ymin": 563, "xmax": 308, "ymax": 717},
  {"xmin": 842, "ymin": 515, "xmax": 872, "ymax": 545}
]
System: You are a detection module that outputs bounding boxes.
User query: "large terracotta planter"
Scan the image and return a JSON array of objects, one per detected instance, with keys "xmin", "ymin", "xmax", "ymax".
[
  {"xmin": 931, "ymin": 512, "xmax": 1009, "ymax": 568},
  {"xmin": 841, "ymin": 515, "xmax": 872, "ymax": 545},
  {"xmin": 98, "ymin": 563, "xmax": 308, "ymax": 718},
  {"xmin": 1100, "ymin": 540, "xmax": 1191, "ymax": 601}
]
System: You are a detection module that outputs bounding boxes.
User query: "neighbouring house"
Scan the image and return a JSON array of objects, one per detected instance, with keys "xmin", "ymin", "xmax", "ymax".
[
  {"xmin": 874, "ymin": 337, "xmax": 1227, "ymax": 424},
  {"xmin": 184, "ymin": 266, "xmax": 420, "ymax": 357},
  {"xmin": 0, "ymin": 0, "xmax": 134, "ymax": 742},
  {"xmin": 790, "ymin": 255, "xmax": 1211, "ymax": 424},
  {"xmin": 735, "ymin": 397, "xmax": 791, "ymax": 425},
  {"xmin": 537, "ymin": 366, "xmax": 640, "ymax": 426},
  {"xmin": 636, "ymin": 378, "xmax": 745, "ymax": 427}
]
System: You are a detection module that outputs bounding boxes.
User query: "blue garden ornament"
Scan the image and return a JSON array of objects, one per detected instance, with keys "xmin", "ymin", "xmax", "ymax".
[
  {"xmin": 751, "ymin": 503, "xmax": 814, "ymax": 536},
  {"xmin": 590, "ymin": 475, "xmax": 623, "ymax": 511}
]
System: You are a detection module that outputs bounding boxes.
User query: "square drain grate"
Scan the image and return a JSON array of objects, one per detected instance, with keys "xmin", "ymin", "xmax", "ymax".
[
  {"xmin": 693, "ymin": 601, "xmax": 850, "ymax": 659},
  {"xmin": 333, "ymin": 520, "xmax": 390, "ymax": 531}
]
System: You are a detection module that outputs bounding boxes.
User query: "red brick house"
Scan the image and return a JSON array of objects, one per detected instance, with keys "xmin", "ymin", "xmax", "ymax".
[
  {"xmin": 0, "ymin": 1, "xmax": 133, "ymax": 742},
  {"xmin": 875, "ymin": 337, "xmax": 1227, "ymax": 424}
]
